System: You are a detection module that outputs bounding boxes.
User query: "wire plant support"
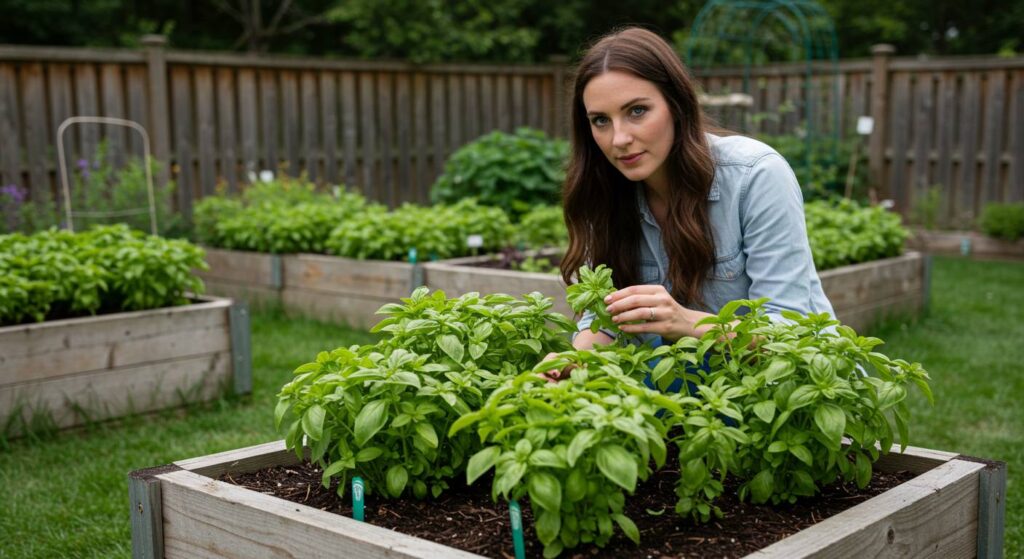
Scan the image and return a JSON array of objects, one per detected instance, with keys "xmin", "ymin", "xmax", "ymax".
[
  {"xmin": 56, "ymin": 116, "xmax": 158, "ymax": 235},
  {"xmin": 685, "ymin": 0, "xmax": 841, "ymax": 184}
]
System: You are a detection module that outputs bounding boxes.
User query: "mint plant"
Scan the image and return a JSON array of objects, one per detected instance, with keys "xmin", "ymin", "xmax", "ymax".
[{"xmin": 275, "ymin": 287, "xmax": 575, "ymax": 502}]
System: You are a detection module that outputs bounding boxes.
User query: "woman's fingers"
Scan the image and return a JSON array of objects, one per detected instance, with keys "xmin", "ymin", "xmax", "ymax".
[{"xmin": 606, "ymin": 294, "xmax": 666, "ymax": 318}]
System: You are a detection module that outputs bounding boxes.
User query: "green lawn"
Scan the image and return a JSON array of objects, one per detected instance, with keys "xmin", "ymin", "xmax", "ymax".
[{"xmin": 0, "ymin": 256, "xmax": 1020, "ymax": 558}]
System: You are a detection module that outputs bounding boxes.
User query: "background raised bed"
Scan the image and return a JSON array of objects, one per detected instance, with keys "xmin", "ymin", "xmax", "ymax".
[
  {"xmin": 908, "ymin": 230, "xmax": 1024, "ymax": 261},
  {"xmin": 1, "ymin": 297, "xmax": 251, "ymax": 435}
]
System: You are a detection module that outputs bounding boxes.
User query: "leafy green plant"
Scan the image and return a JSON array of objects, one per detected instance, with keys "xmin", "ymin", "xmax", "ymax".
[
  {"xmin": 662, "ymin": 298, "xmax": 933, "ymax": 509},
  {"xmin": 0, "ymin": 224, "xmax": 206, "ymax": 325},
  {"xmin": 913, "ymin": 185, "xmax": 943, "ymax": 231},
  {"xmin": 978, "ymin": 202, "xmax": 1024, "ymax": 242},
  {"xmin": 326, "ymin": 199, "xmax": 513, "ymax": 261},
  {"xmin": 805, "ymin": 198, "xmax": 908, "ymax": 270},
  {"xmin": 565, "ymin": 264, "xmax": 621, "ymax": 336},
  {"xmin": 516, "ymin": 204, "xmax": 568, "ymax": 249},
  {"xmin": 431, "ymin": 128, "xmax": 568, "ymax": 219},
  {"xmin": 275, "ymin": 287, "xmax": 575, "ymax": 503},
  {"xmin": 450, "ymin": 352, "xmax": 682, "ymax": 558}
]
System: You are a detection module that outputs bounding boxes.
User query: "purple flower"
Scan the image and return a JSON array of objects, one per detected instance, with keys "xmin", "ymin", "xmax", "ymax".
[
  {"xmin": 1, "ymin": 183, "xmax": 26, "ymax": 203},
  {"xmin": 76, "ymin": 158, "xmax": 89, "ymax": 171}
]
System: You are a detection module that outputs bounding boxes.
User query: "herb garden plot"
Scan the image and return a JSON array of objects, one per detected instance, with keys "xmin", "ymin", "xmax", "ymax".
[{"xmin": 129, "ymin": 440, "xmax": 1004, "ymax": 558}]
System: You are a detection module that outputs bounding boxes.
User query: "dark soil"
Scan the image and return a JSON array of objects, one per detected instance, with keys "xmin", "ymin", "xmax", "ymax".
[
  {"xmin": 221, "ymin": 455, "xmax": 915, "ymax": 558},
  {"xmin": 469, "ymin": 248, "xmax": 561, "ymax": 272}
]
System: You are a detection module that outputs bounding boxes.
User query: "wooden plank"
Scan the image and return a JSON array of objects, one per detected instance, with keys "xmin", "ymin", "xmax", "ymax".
[
  {"xmin": 128, "ymin": 465, "xmax": 168, "ymax": 559},
  {"xmin": 872, "ymin": 444, "xmax": 960, "ymax": 475},
  {"xmin": 977, "ymin": 462, "xmax": 1007, "ymax": 559},
  {"xmin": 1, "ymin": 351, "xmax": 232, "ymax": 431},
  {"xmin": 157, "ymin": 469, "xmax": 483, "ymax": 559},
  {"xmin": 764, "ymin": 77, "xmax": 782, "ymax": 136},
  {"xmin": 228, "ymin": 301, "xmax": 251, "ymax": 395},
  {"xmin": 782, "ymin": 74, "xmax": 803, "ymax": 134},
  {"xmin": 48, "ymin": 63, "xmax": 76, "ymax": 201},
  {"xmin": 1010, "ymin": 71, "xmax": 1024, "ymax": 201},
  {"xmin": 819, "ymin": 253, "xmax": 924, "ymax": 311},
  {"xmin": 175, "ymin": 440, "xmax": 301, "ymax": 477},
  {"xmin": 340, "ymin": 72, "xmax": 358, "ymax": 188},
  {"xmin": 258, "ymin": 69, "xmax": 279, "ymax": 176},
  {"xmin": 282, "ymin": 254, "xmax": 412, "ymax": 299},
  {"xmin": 412, "ymin": 73, "xmax": 429, "ymax": 203},
  {"xmin": 423, "ymin": 260, "xmax": 571, "ymax": 317},
  {"xmin": 319, "ymin": 71, "xmax": 338, "ymax": 184},
  {"xmin": 525, "ymin": 76, "xmax": 540, "ymax": 131},
  {"xmin": 540, "ymin": 75, "xmax": 553, "ymax": 137},
  {"xmin": 0, "ymin": 64, "xmax": 21, "ymax": 192},
  {"xmin": 378, "ymin": 72, "xmax": 395, "ymax": 205},
  {"xmin": 511, "ymin": 74, "xmax": 525, "ymax": 130},
  {"xmin": 910, "ymin": 73, "xmax": 934, "ymax": 213},
  {"xmin": 20, "ymin": 63, "xmax": 49, "ymax": 195},
  {"xmin": 747, "ymin": 458, "xmax": 984, "ymax": 559},
  {"xmin": 480, "ymin": 74, "xmax": 495, "ymax": 135},
  {"xmin": 216, "ymin": 68, "xmax": 238, "ymax": 191},
  {"xmin": 281, "ymin": 288, "xmax": 398, "ymax": 331},
  {"xmin": 980, "ymin": 71, "xmax": 1006, "ymax": 204},
  {"xmin": 464, "ymin": 74, "xmax": 480, "ymax": 141},
  {"xmin": 957, "ymin": 73, "xmax": 982, "ymax": 223},
  {"xmin": 125, "ymin": 66, "xmax": 149, "ymax": 159},
  {"xmin": 448, "ymin": 73, "xmax": 464, "ymax": 151},
  {"xmin": 0, "ymin": 298, "xmax": 232, "ymax": 359},
  {"xmin": 887, "ymin": 72, "xmax": 912, "ymax": 213},
  {"xmin": 935, "ymin": 71, "xmax": 956, "ymax": 225},
  {"xmin": 496, "ymin": 74, "xmax": 511, "ymax": 132},
  {"xmin": 280, "ymin": 70, "xmax": 300, "ymax": 178},
  {"xmin": 395, "ymin": 73, "xmax": 412, "ymax": 204},
  {"xmin": 198, "ymin": 247, "xmax": 280, "ymax": 285},
  {"xmin": 73, "ymin": 63, "xmax": 100, "ymax": 161},
  {"xmin": 170, "ymin": 67, "xmax": 195, "ymax": 215},
  {"xmin": 193, "ymin": 67, "xmax": 216, "ymax": 197},
  {"xmin": 236, "ymin": 69, "xmax": 258, "ymax": 182},
  {"xmin": 430, "ymin": 74, "xmax": 447, "ymax": 177},
  {"xmin": 300, "ymin": 70, "xmax": 319, "ymax": 183},
  {"xmin": 100, "ymin": 64, "xmax": 127, "ymax": 167},
  {"xmin": 359, "ymin": 73, "xmax": 378, "ymax": 199}
]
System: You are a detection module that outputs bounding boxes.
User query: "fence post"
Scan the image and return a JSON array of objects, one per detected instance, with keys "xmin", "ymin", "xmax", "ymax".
[
  {"xmin": 548, "ymin": 55, "xmax": 570, "ymax": 138},
  {"xmin": 141, "ymin": 35, "xmax": 174, "ymax": 214},
  {"xmin": 869, "ymin": 44, "xmax": 895, "ymax": 202}
]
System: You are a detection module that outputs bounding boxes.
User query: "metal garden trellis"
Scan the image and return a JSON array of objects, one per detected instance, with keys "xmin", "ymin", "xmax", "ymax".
[
  {"xmin": 685, "ymin": 0, "xmax": 842, "ymax": 185},
  {"xmin": 56, "ymin": 116, "xmax": 159, "ymax": 235}
]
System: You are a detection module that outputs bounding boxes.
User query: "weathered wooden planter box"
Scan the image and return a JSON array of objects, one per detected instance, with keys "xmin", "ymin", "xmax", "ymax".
[
  {"xmin": 196, "ymin": 248, "xmax": 283, "ymax": 308},
  {"xmin": 129, "ymin": 440, "xmax": 1005, "ymax": 558},
  {"xmin": 426, "ymin": 251, "xmax": 929, "ymax": 334},
  {"xmin": 0, "ymin": 297, "xmax": 251, "ymax": 435},
  {"xmin": 198, "ymin": 248, "xmax": 421, "ymax": 329},
  {"xmin": 908, "ymin": 230, "xmax": 1024, "ymax": 261}
]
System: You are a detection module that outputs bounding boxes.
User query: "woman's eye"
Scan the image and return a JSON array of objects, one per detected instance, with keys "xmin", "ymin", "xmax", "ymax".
[
  {"xmin": 630, "ymin": 105, "xmax": 648, "ymax": 117},
  {"xmin": 591, "ymin": 116, "xmax": 609, "ymax": 126}
]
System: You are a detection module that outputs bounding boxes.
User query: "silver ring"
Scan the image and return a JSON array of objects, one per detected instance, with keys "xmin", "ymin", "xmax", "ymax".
[{"xmin": 647, "ymin": 307, "xmax": 656, "ymax": 322}]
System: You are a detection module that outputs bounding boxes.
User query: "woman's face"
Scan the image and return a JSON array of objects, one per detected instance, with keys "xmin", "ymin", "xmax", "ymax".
[{"xmin": 582, "ymin": 70, "xmax": 676, "ymax": 190}]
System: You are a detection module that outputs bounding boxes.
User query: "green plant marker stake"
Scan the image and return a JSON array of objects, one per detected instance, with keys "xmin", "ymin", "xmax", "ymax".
[
  {"xmin": 408, "ymin": 247, "xmax": 418, "ymax": 264},
  {"xmin": 508, "ymin": 499, "xmax": 526, "ymax": 559},
  {"xmin": 352, "ymin": 477, "xmax": 365, "ymax": 521}
]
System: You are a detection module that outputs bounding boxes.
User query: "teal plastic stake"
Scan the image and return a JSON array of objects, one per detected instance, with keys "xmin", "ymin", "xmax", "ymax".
[
  {"xmin": 408, "ymin": 247, "xmax": 418, "ymax": 264},
  {"xmin": 508, "ymin": 499, "xmax": 526, "ymax": 559},
  {"xmin": 352, "ymin": 477, "xmax": 365, "ymax": 521}
]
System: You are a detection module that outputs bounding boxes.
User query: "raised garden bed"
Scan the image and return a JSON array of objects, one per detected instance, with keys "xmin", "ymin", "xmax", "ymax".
[
  {"xmin": 908, "ymin": 230, "xmax": 1024, "ymax": 261},
  {"xmin": 129, "ymin": 440, "xmax": 1005, "ymax": 558},
  {"xmin": 197, "ymin": 248, "xmax": 420, "ymax": 329},
  {"xmin": 1, "ymin": 296, "xmax": 251, "ymax": 435},
  {"xmin": 426, "ymin": 251, "xmax": 929, "ymax": 334}
]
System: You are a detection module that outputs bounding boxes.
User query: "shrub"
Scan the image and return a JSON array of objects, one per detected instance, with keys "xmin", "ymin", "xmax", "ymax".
[
  {"xmin": 0, "ymin": 224, "xmax": 206, "ymax": 326},
  {"xmin": 978, "ymin": 202, "xmax": 1024, "ymax": 242},
  {"xmin": 326, "ymin": 199, "xmax": 513, "ymax": 261},
  {"xmin": 431, "ymin": 128, "xmax": 568, "ymax": 218},
  {"xmin": 516, "ymin": 204, "xmax": 568, "ymax": 249},
  {"xmin": 805, "ymin": 198, "xmax": 908, "ymax": 270}
]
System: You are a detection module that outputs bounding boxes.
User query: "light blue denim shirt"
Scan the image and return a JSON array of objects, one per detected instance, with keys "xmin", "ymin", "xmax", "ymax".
[{"xmin": 578, "ymin": 133, "xmax": 835, "ymax": 343}]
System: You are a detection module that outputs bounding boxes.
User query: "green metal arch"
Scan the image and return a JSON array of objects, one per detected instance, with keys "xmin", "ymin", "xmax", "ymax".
[{"xmin": 686, "ymin": 0, "xmax": 841, "ymax": 185}]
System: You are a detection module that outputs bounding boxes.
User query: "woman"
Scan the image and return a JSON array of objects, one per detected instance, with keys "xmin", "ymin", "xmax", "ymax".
[{"xmin": 548, "ymin": 27, "xmax": 833, "ymax": 369}]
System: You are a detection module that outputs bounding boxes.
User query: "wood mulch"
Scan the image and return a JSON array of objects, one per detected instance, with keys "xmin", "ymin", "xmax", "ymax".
[{"xmin": 221, "ymin": 453, "xmax": 914, "ymax": 558}]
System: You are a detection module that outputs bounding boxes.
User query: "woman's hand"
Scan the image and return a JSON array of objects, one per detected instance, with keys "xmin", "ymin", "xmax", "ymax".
[
  {"xmin": 604, "ymin": 285, "xmax": 713, "ymax": 340},
  {"xmin": 538, "ymin": 352, "xmax": 574, "ymax": 382}
]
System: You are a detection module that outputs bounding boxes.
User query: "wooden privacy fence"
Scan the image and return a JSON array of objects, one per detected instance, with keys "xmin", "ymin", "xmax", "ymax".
[{"xmin": 0, "ymin": 37, "xmax": 1021, "ymax": 227}]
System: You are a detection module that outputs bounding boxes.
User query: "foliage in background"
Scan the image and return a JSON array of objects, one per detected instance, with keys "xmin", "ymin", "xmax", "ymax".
[
  {"xmin": 912, "ymin": 186, "xmax": 944, "ymax": 230},
  {"xmin": 276, "ymin": 287, "xmax": 575, "ymax": 503},
  {"xmin": 0, "ymin": 224, "xmax": 205, "ymax": 326},
  {"xmin": 193, "ymin": 177, "xmax": 371, "ymax": 253},
  {"xmin": 753, "ymin": 130, "xmax": 869, "ymax": 201},
  {"xmin": 326, "ymin": 198, "xmax": 514, "ymax": 261},
  {"xmin": 978, "ymin": 202, "xmax": 1024, "ymax": 242},
  {"xmin": 432, "ymin": 128, "xmax": 568, "ymax": 219},
  {"xmin": 805, "ymin": 198, "xmax": 908, "ymax": 270},
  {"xmin": 1, "ymin": 183, "xmax": 60, "ymax": 234},
  {"xmin": 516, "ymin": 205, "xmax": 568, "ymax": 249}
]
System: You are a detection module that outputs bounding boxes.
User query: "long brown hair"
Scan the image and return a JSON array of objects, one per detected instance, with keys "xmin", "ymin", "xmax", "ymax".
[{"xmin": 561, "ymin": 27, "xmax": 717, "ymax": 308}]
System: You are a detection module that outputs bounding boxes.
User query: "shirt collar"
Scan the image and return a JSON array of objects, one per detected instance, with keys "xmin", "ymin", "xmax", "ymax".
[{"xmin": 636, "ymin": 182, "xmax": 720, "ymax": 226}]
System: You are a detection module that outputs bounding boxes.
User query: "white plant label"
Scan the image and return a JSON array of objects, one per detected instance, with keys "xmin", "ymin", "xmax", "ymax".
[{"xmin": 467, "ymin": 234, "xmax": 484, "ymax": 248}]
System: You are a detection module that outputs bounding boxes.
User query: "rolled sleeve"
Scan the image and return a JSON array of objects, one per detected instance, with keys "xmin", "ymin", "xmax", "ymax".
[{"xmin": 574, "ymin": 309, "xmax": 618, "ymax": 342}]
